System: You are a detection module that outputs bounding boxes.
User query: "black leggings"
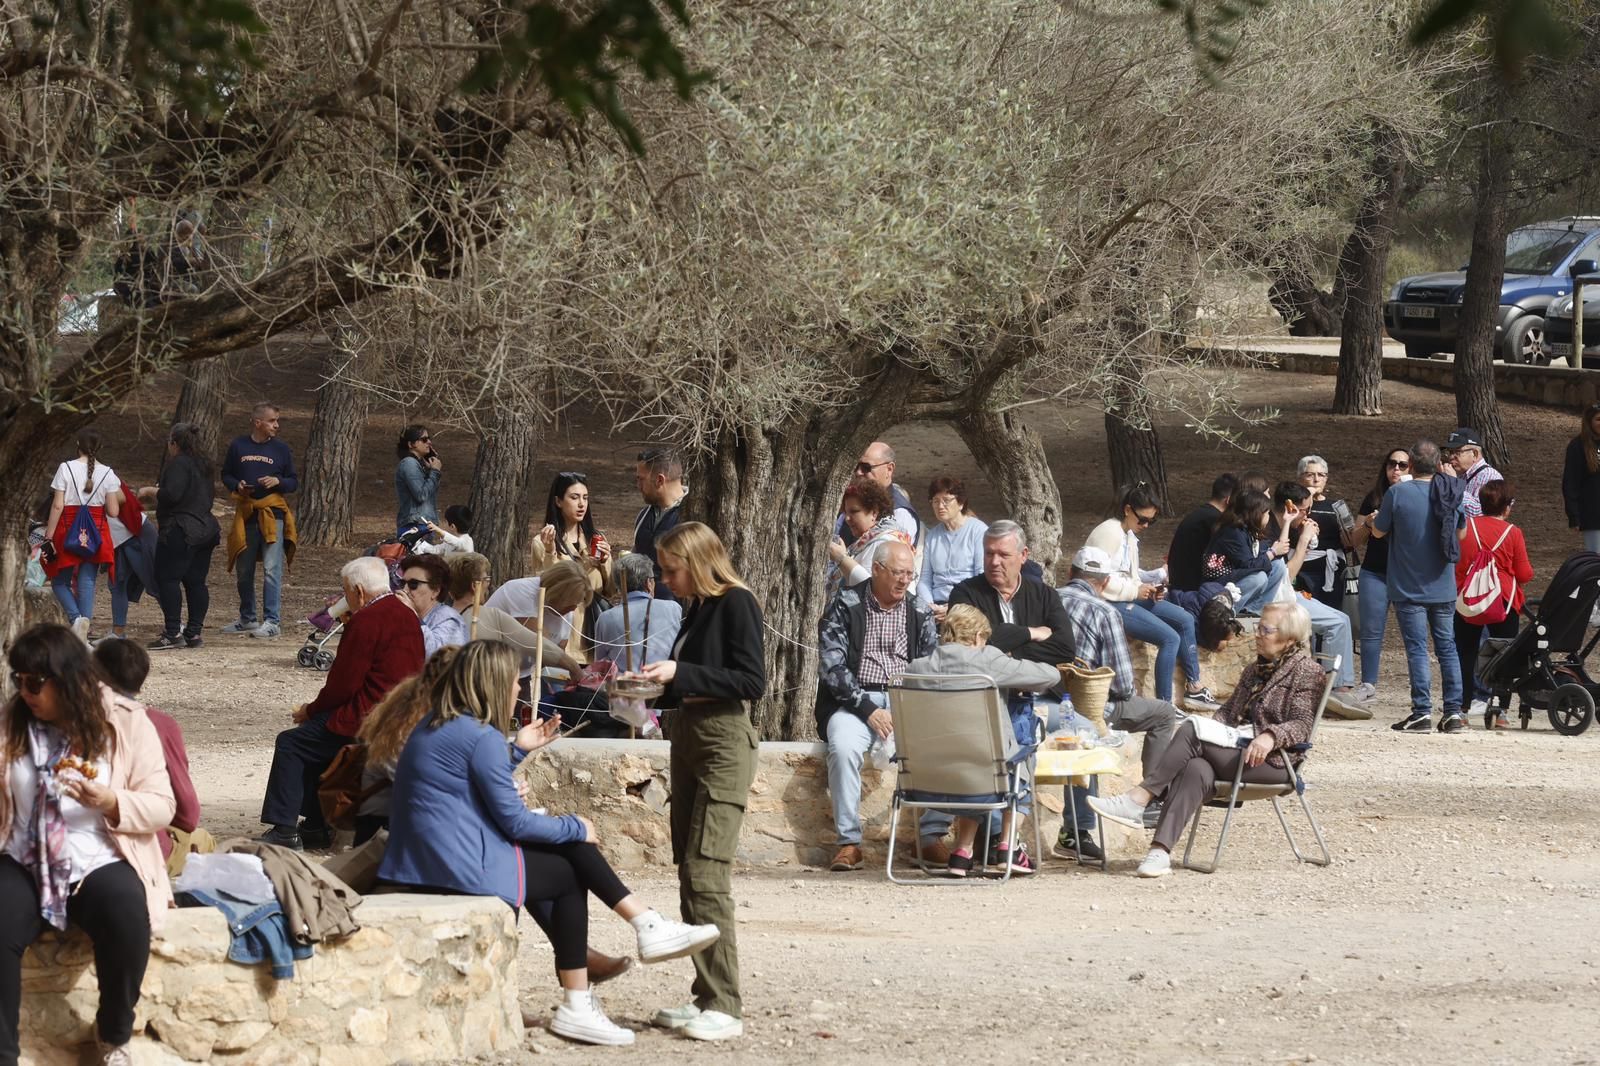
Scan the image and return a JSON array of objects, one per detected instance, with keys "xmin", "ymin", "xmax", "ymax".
[
  {"xmin": 0, "ymin": 856, "xmax": 150, "ymax": 1061},
  {"xmin": 155, "ymin": 530, "xmax": 215, "ymax": 639},
  {"xmin": 520, "ymin": 842, "xmax": 631, "ymax": 973}
]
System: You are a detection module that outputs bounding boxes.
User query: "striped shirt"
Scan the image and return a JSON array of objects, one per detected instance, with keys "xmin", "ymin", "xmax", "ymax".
[
  {"xmin": 1459, "ymin": 460, "xmax": 1503, "ymax": 520},
  {"xmin": 858, "ymin": 593, "xmax": 909, "ymax": 686}
]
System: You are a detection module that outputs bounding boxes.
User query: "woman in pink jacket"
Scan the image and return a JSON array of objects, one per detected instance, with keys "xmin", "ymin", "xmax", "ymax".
[{"xmin": 0, "ymin": 624, "xmax": 175, "ymax": 1066}]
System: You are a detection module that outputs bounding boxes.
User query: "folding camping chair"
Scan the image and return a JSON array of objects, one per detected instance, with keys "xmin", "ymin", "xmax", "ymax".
[
  {"xmin": 1179, "ymin": 654, "xmax": 1337, "ymax": 874},
  {"xmin": 885, "ymin": 673, "xmax": 1040, "ymax": 885}
]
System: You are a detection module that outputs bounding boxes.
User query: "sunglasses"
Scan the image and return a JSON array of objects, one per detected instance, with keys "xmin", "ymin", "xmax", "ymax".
[
  {"xmin": 856, "ymin": 460, "xmax": 891, "ymax": 475},
  {"xmin": 1387, "ymin": 459, "xmax": 1410, "ymax": 470},
  {"xmin": 559, "ymin": 471, "xmax": 587, "ymax": 481},
  {"xmin": 9, "ymin": 673, "xmax": 48, "ymax": 696},
  {"xmin": 415, "ymin": 435, "xmax": 431, "ymax": 443},
  {"xmin": 398, "ymin": 578, "xmax": 435, "ymax": 591},
  {"xmin": 1133, "ymin": 511, "xmax": 1158, "ymax": 528}
]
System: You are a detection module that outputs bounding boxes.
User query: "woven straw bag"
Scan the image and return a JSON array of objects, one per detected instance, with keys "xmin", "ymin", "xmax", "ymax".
[{"xmin": 1058, "ymin": 659, "xmax": 1114, "ymax": 737}]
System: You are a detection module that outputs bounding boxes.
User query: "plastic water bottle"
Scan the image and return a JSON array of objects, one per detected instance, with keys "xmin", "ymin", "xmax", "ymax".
[{"xmin": 868, "ymin": 733, "xmax": 896, "ymax": 771}]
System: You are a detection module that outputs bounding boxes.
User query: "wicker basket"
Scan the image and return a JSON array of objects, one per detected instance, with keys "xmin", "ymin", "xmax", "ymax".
[{"xmin": 1058, "ymin": 660, "xmax": 1114, "ymax": 737}]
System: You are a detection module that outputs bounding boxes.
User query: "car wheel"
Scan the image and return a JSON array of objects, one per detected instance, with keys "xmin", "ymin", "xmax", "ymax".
[
  {"xmin": 1502, "ymin": 314, "xmax": 1545, "ymax": 365},
  {"xmin": 1403, "ymin": 342, "xmax": 1436, "ymax": 360}
]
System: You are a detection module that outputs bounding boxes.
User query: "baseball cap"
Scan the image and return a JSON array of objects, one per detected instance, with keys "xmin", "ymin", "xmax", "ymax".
[
  {"xmin": 1072, "ymin": 546, "xmax": 1115, "ymax": 576},
  {"xmin": 1445, "ymin": 427, "xmax": 1482, "ymax": 450}
]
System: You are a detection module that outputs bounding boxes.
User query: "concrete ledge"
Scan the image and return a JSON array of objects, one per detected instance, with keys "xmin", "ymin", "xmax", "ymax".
[
  {"xmin": 21, "ymin": 894, "xmax": 521, "ymax": 1065},
  {"xmin": 1236, "ymin": 346, "xmax": 1600, "ymax": 409},
  {"xmin": 516, "ymin": 734, "xmax": 1156, "ymax": 871}
]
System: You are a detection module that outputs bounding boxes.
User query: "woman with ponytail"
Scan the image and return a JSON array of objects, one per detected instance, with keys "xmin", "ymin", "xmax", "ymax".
[{"xmin": 42, "ymin": 431, "xmax": 122, "ymax": 641}]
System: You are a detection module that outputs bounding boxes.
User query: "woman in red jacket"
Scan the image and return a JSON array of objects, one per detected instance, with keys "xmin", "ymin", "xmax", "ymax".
[{"xmin": 1455, "ymin": 480, "xmax": 1534, "ymax": 730}]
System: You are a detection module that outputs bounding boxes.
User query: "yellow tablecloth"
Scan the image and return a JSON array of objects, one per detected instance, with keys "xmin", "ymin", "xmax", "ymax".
[{"xmin": 1033, "ymin": 747, "xmax": 1124, "ymax": 785}]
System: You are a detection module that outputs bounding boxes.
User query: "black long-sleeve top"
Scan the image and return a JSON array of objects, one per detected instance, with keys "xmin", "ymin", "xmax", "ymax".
[
  {"xmin": 1563, "ymin": 437, "xmax": 1600, "ymax": 531},
  {"xmin": 946, "ymin": 573, "xmax": 1075, "ymax": 665},
  {"xmin": 660, "ymin": 586, "xmax": 768, "ymax": 709}
]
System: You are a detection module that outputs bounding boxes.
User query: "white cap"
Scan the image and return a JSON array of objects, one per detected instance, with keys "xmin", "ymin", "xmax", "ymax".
[{"xmin": 1072, "ymin": 546, "xmax": 1115, "ymax": 576}]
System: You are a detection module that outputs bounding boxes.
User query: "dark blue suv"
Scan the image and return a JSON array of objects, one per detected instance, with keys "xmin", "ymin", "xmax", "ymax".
[{"xmin": 1384, "ymin": 217, "xmax": 1600, "ymax": 364}]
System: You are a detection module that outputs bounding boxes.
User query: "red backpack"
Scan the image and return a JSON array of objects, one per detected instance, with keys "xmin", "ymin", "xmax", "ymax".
[{"xmin": 1456, "ymin": 518, "xmax": 1513, "ymax": 625}]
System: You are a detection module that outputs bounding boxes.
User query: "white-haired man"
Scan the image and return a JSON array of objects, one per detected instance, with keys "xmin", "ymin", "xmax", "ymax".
[{"xmin": 258, "ymin": 557, "xmax": 424, "ymax": 850}]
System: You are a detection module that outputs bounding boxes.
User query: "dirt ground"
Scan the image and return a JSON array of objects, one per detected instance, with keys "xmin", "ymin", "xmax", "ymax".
[{"xmin": 61, "ymin": 343, "xmax": 1600, "ymax": 1063}]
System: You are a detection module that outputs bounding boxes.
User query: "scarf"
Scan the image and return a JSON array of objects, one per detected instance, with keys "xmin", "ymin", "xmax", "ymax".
[
  {"xmin": 826, "ymin": 516, "xmax": 910, "ymax": 602},
  {"xmin": 1245, "ymin": 642, "xmax": 1305, "ymax": 706},
  {"xmin": 22, "ymin": 721, "xmax": 73, "ymax": 931}
]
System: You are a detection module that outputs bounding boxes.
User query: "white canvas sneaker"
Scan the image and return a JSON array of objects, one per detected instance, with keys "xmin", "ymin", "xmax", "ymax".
[
  {"xmin": 550, "ymin": 991, "xmax": 634, "ymax": 1046},
  {"xmin": 652, "ymin": 1003, "xmax": 702, "ymax": 1030},
  {"xmin": 682, "ymin": 1009, "xmax": 744, "ymax": 1041},
  {"xmin": 636, "ymin": 914, "xmax": 721, "ymax": 963}
]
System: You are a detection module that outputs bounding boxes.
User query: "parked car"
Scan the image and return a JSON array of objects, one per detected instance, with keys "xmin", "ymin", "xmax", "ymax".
[
  {"xmin": 1543, "ymin": 283, "xmax": 1600, "ymax": 369},
  {"xmin": 1384, "ymin": 217, "xmax": 1600, "ymax": 364}
]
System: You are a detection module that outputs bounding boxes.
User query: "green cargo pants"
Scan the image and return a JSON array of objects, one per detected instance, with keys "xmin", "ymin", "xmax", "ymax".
[{"xmin": 668, "ymin": 704, "xmax": 758, "ymax": 1018}]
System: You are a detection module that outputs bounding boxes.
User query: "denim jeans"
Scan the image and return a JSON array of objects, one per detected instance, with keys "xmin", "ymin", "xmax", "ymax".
[
  {"xmin": 1392, "ymin": 600, "xmax": 1462, "ymax": 716},
  {"xmin": 1357, "ymin": 569, "xmax": 1391, "ymax": 686},
  {"xmin": 1232, "ymin": 560, "xmax": 1288, "ymax": 615},
  {"xmin": 1114, "ymin": 599, "xmax": 1200, "ymax": 702},
  {"xmin": 50, "ymin": 562, "xmax": 100, "ymax": 625},
  {"xmin": 109, "ymin": 542, "xmax": 133, "ymax": 628},
  {"xmin": 235, "ymin": 513, "xmax": 286, "ymax": 626},
  {"xmin": 828, "ymin": 694, "xmax": 953, "ymax": 846},
  {"xmin": 1302, "ymin": 595, "xmax": 1356, "ymax": 688}
]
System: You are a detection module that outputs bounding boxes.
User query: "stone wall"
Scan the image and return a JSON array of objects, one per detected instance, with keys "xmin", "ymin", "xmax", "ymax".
[
  {"xmin": 515, "ymin": 734, "xmax": 1155, "ymax": 872},
  {"xmin": 1241, "ymin": 346, "xmax": 1599, "ymax": 410},
  {"xmin": 21, "ymin": 894, "xmax": 521, "ymax": 1066}
]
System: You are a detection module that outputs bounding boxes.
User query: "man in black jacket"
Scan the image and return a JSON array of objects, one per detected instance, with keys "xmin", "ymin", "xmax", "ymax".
[
  {"xmin": 815, "ymin": 542, "xmax": 937, "ymax": 872},
  {"xmin": 1167, "ymin": 473, "xmax": 1235, "ymax": 592},
  {"xmin": 946, "ymin": 520, "xmax": 1075, "ymax": 666}
]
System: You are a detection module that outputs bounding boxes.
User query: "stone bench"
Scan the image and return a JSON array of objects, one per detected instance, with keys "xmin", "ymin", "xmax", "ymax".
[
  {"xmin": 515, "ymin": 735, "xmax": 1155, "ymax": 872},
  {"xmin": 1128, "ymin": 615, "xmax": 1258, "ymax": 702},
  {"xmin": 21, "ymin": 894, "xmax": 520, "ymax": 1066}
]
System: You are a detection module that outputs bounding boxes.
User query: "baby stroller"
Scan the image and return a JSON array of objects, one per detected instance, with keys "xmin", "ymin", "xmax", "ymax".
[
  {"xmin": 296, "ymin": 596, "xmax": 344, "ymax": 671},
  {"xmin": 1478, "ymin": 551, "xmax": 1600, "ymax": 735}
]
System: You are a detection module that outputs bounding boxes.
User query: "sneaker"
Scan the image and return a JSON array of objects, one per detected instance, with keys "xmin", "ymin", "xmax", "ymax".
[
  {"xmin": 1493, "ymin": 713, "xmax": 1512, "ymax": 731},
  {"xmin": 652, "ymin": 1003, "xmax": 702, "ymax": 1030},
  {"xmin": 1391, "ymin": 713, "xmax": 1432, "ymax": 733},
  {"xmin": 1135, "ymin": 848, "xmax": 1172, "ymax": 878},
  {"xmin": 184, "ymin": 634, "xmax": 204, "ymax": 649},
  {"xmin": 1050, "ymin": 829, "xmax": 1104, "ymax": 862},
  {"xmin": 98, "ymin": 1043, "xmax": 132, "ymax": 1066},
  {"xmin": 147, "ymin": 634, "xmax": 184, "ymax": 652},
  {"xmin": 550, "ymin": 990, "xmax": 635, "ymax": 1047},
  {"xmin": 1183, "ymin": 687, "xmax": 1221, "ymax": 712},
  {"xmin": 1326, "ymin": 692, "xmax": 1375, "ymax": 721},
  {"xmin": 256, "ymin": 825, "xmax": 303, "ymax": 850},
  {"xmin": 946, "ymin": 850, "xmax": 974, "ymax": 879},
  {"xmin": 682, "ymin": 1009, "xmax": 743, "ymax": 1042},
  {"xmin": 1142, "ymin": 801, "xmax": 1164, "ymax": 830},
  {"xmin": 71, "ymin": 617, "xmax": 90, "ymax": 644},
  {"xmin": 993, "ymin": 844, "xmax": 1036, "ymax": 876},
  {"xmin": 1438, "ymin": 713, "xmax": 1465, "ymax": 735},
  {"xmin": 1469, "ymin": 698, "xmax": 1489, "ymax": 717},
  {"xmin": 636, "ymin": 913, "xmax": 720, "ymax": 963},
  {"xmin": 1353, "ymin": 682, "xmax": 1378, "ymax": 704},
  {"xmin": 828, "ymin": 844, "xmax": 864, "ymax": 872},
  {"xmin": 251, "ymin": 622, "xmax": 282, "ymax": 639},
  {"xmin": 221, "ymin": 619, "xmax": 259, "ymax": 635},
  {"xmin": 1087, "ymin": 792, "xmax": 1147, "ymax": 830}
]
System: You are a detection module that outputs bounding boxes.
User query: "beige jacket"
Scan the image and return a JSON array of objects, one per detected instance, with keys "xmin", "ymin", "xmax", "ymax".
[{"xmin": 0, "ymin": 687, "xmax": 176, "ymax": 931}]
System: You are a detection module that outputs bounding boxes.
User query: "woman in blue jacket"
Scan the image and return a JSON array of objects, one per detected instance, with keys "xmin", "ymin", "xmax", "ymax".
[
  {"xmin": 379, "ymin": 640, "xmax": 719, "ymax": 1047},
  {"xmin": 394, "ymin": 424, "xmax": 441, "ymax": 534},
  {"xmin": 1201, "ymin": 491, "xmax": 1288, "ymax": 616}
]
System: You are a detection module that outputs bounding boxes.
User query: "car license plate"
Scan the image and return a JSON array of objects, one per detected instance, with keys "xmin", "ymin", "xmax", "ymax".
[
  {"xmin": 1401, "ymin": 305, "xmax": 1437, "ymax": 318},
  {"xmin": 1551, "ymin": 342, "xmax": 1573, "ymax": 357}
]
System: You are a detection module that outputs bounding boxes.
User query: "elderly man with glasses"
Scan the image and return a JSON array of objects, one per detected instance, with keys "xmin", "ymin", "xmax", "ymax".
[
  {"xmin": 1444, "ymin": 427, "xmax": 1503, "ymax": 519},
  {"xmin": 814, "ymin": 540, "xmax": 938, "ymax": 872}
]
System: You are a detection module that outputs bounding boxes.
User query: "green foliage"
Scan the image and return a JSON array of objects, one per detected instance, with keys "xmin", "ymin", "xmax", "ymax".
[
  {"xmin": 1409, "ymin": 0, "xmax": 1573, "ymax": 75},
  {"xmin": 462, "ymin": 0, "xmax": 709, "ymax": 154}
]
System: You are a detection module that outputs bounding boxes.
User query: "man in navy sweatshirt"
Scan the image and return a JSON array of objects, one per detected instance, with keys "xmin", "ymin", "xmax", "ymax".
[{"xmin": 220, "ymin": 402, "xmax": 299, "ymax": 638}]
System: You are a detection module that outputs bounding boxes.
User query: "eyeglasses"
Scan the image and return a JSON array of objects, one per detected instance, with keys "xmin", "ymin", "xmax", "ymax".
[
  {"xmin": 9, "ymin": 673, "xmax": 48, "ymax": 696},
  {"xmin": 855, "ymin": 460, "xmax": 891, "ymax": 475},
  {"xmin": 872, "ymin": 563, "xmax": 916, "ymax": 580},
  {"xmin": 1257, "ymin": 624, "xmax": 1281, "ymax": 636},
  {"xmin": 1132, "ymin": 511, "xmax": 1158, "ymax": 528},
  {"xmin": 398, "ymin": 578, "xmax": 434, "ymax": 591},
  {"xmin": 1386, "ymin": 459, "xmax": 1410, "ymax": 470},
  {"xmin": 929, "ymin": 494, "xmax": 960, "ymax": 508}
]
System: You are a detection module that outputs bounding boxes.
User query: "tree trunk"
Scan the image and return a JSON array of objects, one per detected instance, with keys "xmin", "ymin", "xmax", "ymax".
[
  {"xmin": 1267, "ymin": 269, "xmax": 1341, "ymax": 337},
  {"xmin": 953, "ymin": 408, "xmax": 1063, "ymax": 576},
  {"xmin": 1455, "ymin": 88, "xmax": 1515, "ymax": 471},
  {"xmin": 297, "ymin": 354, "xmax": 369, "ymax": 547},
  {"xmin": 1332, "ymin": 124, "xmax": 1407, "ymax": 417},
  {"xmin": 469, "ymin": 402, "xmax": 542, "ymax": 584},
  {"xmin": 1103, "ymin": 368, "xmax": 1170, "ymax": 515},
  {"xmin": 167, "ymin": 358, "xmax": 232, "ymax": 471}
]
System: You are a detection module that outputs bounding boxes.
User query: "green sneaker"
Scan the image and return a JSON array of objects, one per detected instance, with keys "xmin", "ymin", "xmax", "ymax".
[
  {"xmin": 651, "ymin": 1003, "xmax": 701, "ymax": 1030},
  {"xmin": 683, "ymin": 1009, "xmax": 743, "ymax": 1042}
]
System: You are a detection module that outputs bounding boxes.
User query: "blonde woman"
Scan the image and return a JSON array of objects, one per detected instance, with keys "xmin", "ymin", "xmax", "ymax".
[
  {"xmin": 378, "ymin": 641, "xmax": 719, "ymax": 1047},
  {"xmin": 638, "ymin": 522, "xmax": 766, "ymax": 1042}
]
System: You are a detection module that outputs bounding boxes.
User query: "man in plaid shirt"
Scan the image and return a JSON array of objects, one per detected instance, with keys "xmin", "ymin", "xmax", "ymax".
[{"xmin": 1053, "ymin": 546, "xmax": 1178, "ymax": 861}]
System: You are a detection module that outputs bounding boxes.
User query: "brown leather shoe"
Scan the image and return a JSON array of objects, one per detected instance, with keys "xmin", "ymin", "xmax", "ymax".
[
  {"xmin": 910, "ymin": 839, "xmax": 951, "ymax": 868},
  {"xmin": 829, "ymin": 844, "xmax": 864, "ymax": 871},
  {"xmin": 588, "ymin": 949, "xmax": 634, "ymax": 984}
]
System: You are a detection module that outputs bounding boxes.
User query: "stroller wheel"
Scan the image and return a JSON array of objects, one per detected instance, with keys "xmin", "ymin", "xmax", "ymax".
[
  {"xmin": 1547, "ymin": 683, "xmax": 1595, "ymax": 737},
  {"xmin": 314, "ymin": 650, "xmax": 335, "ymax": 672},
  {"xmin": 296, "ymin": 646, "xmax": 316, "ymax": 668}
]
